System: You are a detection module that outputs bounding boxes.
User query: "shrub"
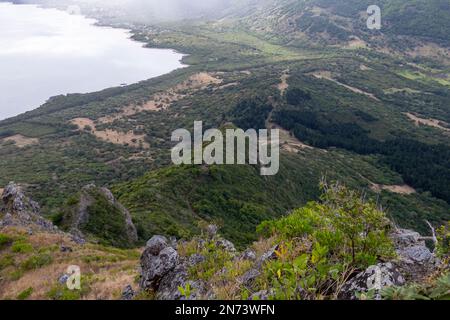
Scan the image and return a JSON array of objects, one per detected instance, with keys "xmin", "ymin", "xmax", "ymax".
[
  {"xmin": 17, "ymin": 287, "xmax": 34, "ymax": 300},
  {"xmin": 11, "ymin": 241, "xmax": 33, "ymax": 253},
  {"xmin": 256, "ymin": 181, "xmax": 395, "ymax": 299},
  {"xmin": 436, "ymin": 222, "xmax": 450, "ymax": 258},
  {"xmin": 21, "ymin": 253, "xmax": 53, "ymax": 271},
  {"xmin": 0, "ymin": 233, "xmax": 13, "ymax": 249}
]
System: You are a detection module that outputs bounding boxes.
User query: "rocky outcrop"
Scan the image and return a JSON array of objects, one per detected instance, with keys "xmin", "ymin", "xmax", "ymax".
[
  {"xmin": 139, "ymin": 235, "xmax": 208, "ymax": 300},
  {"xmin": 139, "ymin": 228, "xmax": 283, "ymax": 300},
  {"xmin": 140, "ymin": 236, "xmax": 179, "ymax": 291},
  {"xmin": 61, "ymin": 184, "xmax": 138, "ymax": 247},
  {"xmin": 391, "ymin": 228, "xmax": 438, "ymax": 282},
  {"xmin": 339, "ymin": 262, "xmax": 405, "ymax": 300},
  {"xmin": 0, "ymin": 182, "xmax": 55, "ymax": 231},
  {"xmin": 340, "ymin": 228, "xmax": 439, "ymax": 299}
]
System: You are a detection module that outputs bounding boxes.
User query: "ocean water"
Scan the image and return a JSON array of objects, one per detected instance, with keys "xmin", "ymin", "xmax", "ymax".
[{"xmin": 0, "ymin": 2, "xmax": 185, "ymax": 120}]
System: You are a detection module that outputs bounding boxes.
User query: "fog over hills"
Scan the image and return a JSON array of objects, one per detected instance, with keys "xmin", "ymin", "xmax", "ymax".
[{"xmin": 5, "ymin": 0, "xmax": 257, "ymax": 21}]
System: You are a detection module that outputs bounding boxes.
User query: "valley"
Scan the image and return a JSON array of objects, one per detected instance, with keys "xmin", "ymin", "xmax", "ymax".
[{"xmin": 0, "ymin": 0, "xmax": 449, "ymax": 301}]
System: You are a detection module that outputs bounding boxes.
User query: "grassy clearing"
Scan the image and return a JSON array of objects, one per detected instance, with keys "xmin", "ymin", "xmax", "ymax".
[{"xmin": 0, "ymin": 227, "xmax": 141, "ymax": 300}]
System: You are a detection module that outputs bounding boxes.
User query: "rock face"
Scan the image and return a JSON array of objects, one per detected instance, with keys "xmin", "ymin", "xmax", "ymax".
[
  {"xmin": 391, "ymin": 228, "xmax": 437, "ymax": 282},
  {"xmin": 140, "ymin": 235, "xmax": 204, "ymax": 300},
  {"xmin": 61, "ymin": 184, "xmax": 138, "ymax": 247},
  {"xmin": 340, "ymin": 228, "xmax": 438, "ymax": 299},
  {"xmin": 339, "ymin": 262, "xmax": 405, "ymax": 300},
  {"xmin": 0, "ymin": 182, "xmax": 55, "ymax": 231}
]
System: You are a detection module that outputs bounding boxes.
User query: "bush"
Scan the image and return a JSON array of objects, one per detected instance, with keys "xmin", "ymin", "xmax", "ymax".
[
  {"xmin": 11, "ymin": 241, "xmax": 33, "ymax": 253},
  {"xmin": 21, "ymin": 253, "xmax": 53, "ymax": 271},
  {"xmin": 257, "ymin": 181, "xmax": 395, "ymax": 299},
  {"xmin": 17, "ymin": 287, "xmax": 34, "ymax": 300},
  {"xmin": 0, "ymin": 233, "xmax": 13, "ymax": 249}
]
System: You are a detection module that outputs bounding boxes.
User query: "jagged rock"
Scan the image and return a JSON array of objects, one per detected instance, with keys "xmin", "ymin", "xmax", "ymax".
[
  {"xmin": 392, "ymin": 229, "xmax": 423, "ymax": 248},
  {"xmin": 339, "ymin": 262, "xmax": 405, "ymax": 300},
  {"xmin": 240, "ymin": 249, "xmax": 257, "ymax": 261},
  {"xmin": 399, "ymin": 245, "xmax": 433, "ymax": 263},
  {"xmin": 122, "ymin": 285, "xmax": 135, "ymax": 300},
  {"xmin": 140, "ymin": 245, "xmax": 179, "ymax": 291},
  {"xmin": 239, "ymin": 269, "xmax": 261, "ymax": 288},
  {"xmin": 146, "ymin": 235, "xmax": 169, "ymax": 255},
  {"xmin": 2, "ymin": 182, "xmax": 40, "ymax": 214},
  {"xmin": 70, "ymin": 233, "xmax": 86, "ymax": 245},
  {"xmin": 256, "ymin": 245, "xmax": 279, "ymax": 268},
  {"xmin": 0, "ymin": 182, "xmax": 55, "ymax": 231},
  {"xmin": 156, "ymin": 262, "xmax": 207, "ymax": 300},
  {"xmin": 156, "ymin": 262, "xmax": 188, "ymax": 300},
  {"xmin": 215, "ymin": 238, "xmax": 236, "ymax": 253},
  {"xmin": 61, "ymin": 184, "xmax": 138, "ymax": 247},
  {"xmin": 58, "ymin": 274, "xmax": 69, "ymax": 285},
  {"xmin": 60, "ymin": 245, "xmax": 73, "ymax": 253}
]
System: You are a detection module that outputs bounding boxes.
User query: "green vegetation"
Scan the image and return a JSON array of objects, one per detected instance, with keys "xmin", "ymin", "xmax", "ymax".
[
  {"xmin": 21, "ymin": 253, "xmax": 53, "ymax": 271},
  {"xmin": 11, "ymin": 240, "xmax": 33, "ymax": 254},
  {"xmin": 59, "ymin": 188, "xmax": 135, "ymax": 248},
  {"xmin": 17, "ymin": 287, "xmax": 34, "ymax": 300},
  {"xmin": 0, "ymin": 233, "xmax": 13, "ymax": 249},
  {"xmin": 0, "ymin": 0, "xmax": 448, "ymax": 255},
  {"xmin": 257, "ymin": 182, "xmax": 394, "ymax": 299}
]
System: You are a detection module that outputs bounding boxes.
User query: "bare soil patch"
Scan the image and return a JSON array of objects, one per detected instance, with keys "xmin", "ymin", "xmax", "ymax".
[
  {"xmin": 270, "ymin": 123, "xmax": 313, "ymax": 153},
  {"xmin": 405, "ymin": 113, "xmax": 450, "ymax": 132},
  {"xmin": 2, "ymin": 134, "xmax": 39, "ymax": 148},
  {"xmin": 70, "ymin": 118, "xmax": 149, "ymax": 149},
  {"xmin": 277, "ymin": 70, "xmax": 290, "ymax": 95},
  {"xmin": 370, "ymin": 183, "xmax": 416, "ymax": 195}
]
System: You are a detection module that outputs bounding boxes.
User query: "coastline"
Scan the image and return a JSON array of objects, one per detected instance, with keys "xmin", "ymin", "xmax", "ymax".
[{"xmin": 0, "ymin": 1, "xmax": 188, "ymax": 122}]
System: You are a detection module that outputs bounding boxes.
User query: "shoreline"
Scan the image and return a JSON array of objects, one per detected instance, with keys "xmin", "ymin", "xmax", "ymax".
[{"xmin": 0, "ymin": 1, "xmax": 188, "ymax": 122}]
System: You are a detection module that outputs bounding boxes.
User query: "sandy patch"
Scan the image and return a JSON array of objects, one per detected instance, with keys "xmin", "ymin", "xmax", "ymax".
[
  {"xmin": 405, "ymin": 113, "xmax": 450, "ymax": 132},
  {"xmin": 310, "ymin": 71, "xmax": 379, "ymax": 101},
  {"xmin": 99, "ymin": 72, "xmax": 223, "ymax": 124},
  {"xmin": 70, "ymin": 118, "xmax": 149, "ymax": 149},
  {"xmin": 359, "ymin": 64, "xmax": 372, "ymax": 71},
  {"xmin": 0, "ymin": 227, "xmax": 141, "ymax": 300},
  {"xmin": 345, "ymin": 38, "xmax": 368, "ymax": 49},
  {"xmin": 270, "ymin": 123, "xmax": 313, "ymax": 153},
  {"xmin": 2, "ymin": 134, "xmax": 39, "ymax": 148},
  {"xmin": 370, "ymin": 183, "xmax": 416, "ymax": 195},
  {"xmin": 278, "ymin": 70, "xmax": 290, "ymax": 95},
  {"xmin": 407, "ymin": 43, "xmax": 450, "ymax": 64}
]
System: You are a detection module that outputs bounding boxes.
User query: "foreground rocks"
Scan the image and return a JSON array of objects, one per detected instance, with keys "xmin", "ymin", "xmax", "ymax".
[
  {"xmin": 139, "ymin": 227, "xmax": 282, "ymax": 300},
  {"xmin": 339, "ymin": 262, "xmax": 405, "ymax": 300},
  {"xmin": 139, "ymin": 235, "xmax": 208, "ymax": 300},
  {"xmin": 339, "ymin": 228, "xmax": 439, "ymax": 300},
  {"xmin": 0, "ymin": 182, "xmax": 56, "ymax": 231}
]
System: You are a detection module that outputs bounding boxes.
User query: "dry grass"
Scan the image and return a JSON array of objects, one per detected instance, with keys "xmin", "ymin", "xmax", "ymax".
[{"xmin": 0, "ymin": 226, "xmax": 141, "ymax": 300}]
